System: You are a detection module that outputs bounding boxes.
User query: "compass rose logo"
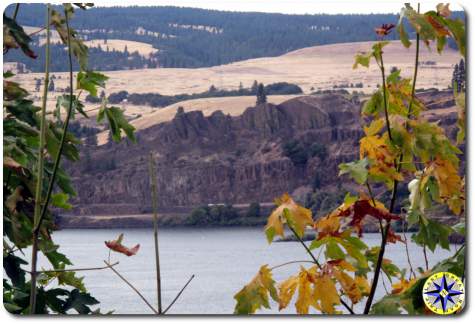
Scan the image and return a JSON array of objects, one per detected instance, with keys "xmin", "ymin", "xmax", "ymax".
[{"xmin": 422, "ymin": 272, "xmax": 465, "ymax": 315}]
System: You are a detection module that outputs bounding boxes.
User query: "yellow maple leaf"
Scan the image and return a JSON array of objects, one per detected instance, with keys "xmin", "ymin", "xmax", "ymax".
[
  {"xmin": 278, "ymin": 275, "xmax": 299, "ymax": 310},
  {"xmin": 313, "ymin": 273, "xmax": 341, "ymax": 314},
  {"xmin": 234, "ymin": 265, "xmax": 278, "ymax": 314},
  {"xmin": 391, "ymin": 277, "xmax": 417, "ymax": 294},
  {"xmin": 424, "ymin": 156, "xmax": 464, "ymax": 215},
  {"xmin": 355, "ymin": 275, "xmax": 371, "ymax": 295},
  {"xmin": 265, "ymin": 193, "xmax": 313, "ymax": 243},
  {"xmin": 333, "ymin": 269, "xmax": 363, "ymax": 304},
  {"xmin": 295, "ymin": 267, "xmax": 316, "ymax": 314},
  {"xmin": 360, "ymin": 133, "xmax": 403, "ymax": 185}
]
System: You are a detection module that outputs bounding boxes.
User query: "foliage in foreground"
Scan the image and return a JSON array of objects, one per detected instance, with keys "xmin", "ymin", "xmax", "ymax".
[
  {"xmin": 234, "ymin": 3, "xmax": 465, "ymax": 315},
  {"xmin": 4, "ymin": 4, "xmax": 136, "ymax": 314}
]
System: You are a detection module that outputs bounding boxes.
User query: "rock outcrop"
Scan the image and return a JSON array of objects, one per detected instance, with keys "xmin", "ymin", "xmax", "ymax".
[{"xmin": 67, "ymin": 91, "xmax": 460, "ymax": 216}]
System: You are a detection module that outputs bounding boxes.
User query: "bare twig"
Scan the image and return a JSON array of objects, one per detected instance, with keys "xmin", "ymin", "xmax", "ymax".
[
  {"xmin": 149, "ymin": 152, "xmax": 162, "ymax": 314},
  {"xmin": 422, "ymin": 245, "xmax": 429, "ymax": 271},
  {"xmin": 27, "ymin": 261, "xmax": 120, "ymax": 274},
  {"xmin": 13, "ymin": 3, "xmax": 20, "ymax": 20},
  {"xmin": 402, "ymin": 220, "xmax": 416, "ymax": 279},
  {"xmin": 103, "ymin": 261, "xmax": 158, "ymax": 314},
  {"xmin": 270, "ymin": 260, "xmax": 316, "ymax": 271},
  {"xmin": 162, "ymin": 275, "xmax": 195, "ymax": 314},
  {"xmin": 29, "ymin": 5, "xmax": 51, "ymax": 313}
]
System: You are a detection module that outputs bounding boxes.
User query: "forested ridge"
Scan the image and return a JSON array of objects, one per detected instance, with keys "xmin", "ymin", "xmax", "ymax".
[{"xmin": 4, "ymin": 4, "xmax": 464, "ymax": 71}]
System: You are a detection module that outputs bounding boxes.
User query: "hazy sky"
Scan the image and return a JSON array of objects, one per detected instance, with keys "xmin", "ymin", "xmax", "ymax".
[{"xmin": 97, "ymin": 1, "xmax": 464, "ymax": 15}]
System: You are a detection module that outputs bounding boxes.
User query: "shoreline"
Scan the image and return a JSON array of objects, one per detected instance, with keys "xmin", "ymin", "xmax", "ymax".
[{"xmin": 56, "ymin": 214, "xmax": 465, "ymax": 244}]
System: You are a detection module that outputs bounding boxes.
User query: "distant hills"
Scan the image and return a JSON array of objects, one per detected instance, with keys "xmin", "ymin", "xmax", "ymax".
[{"xmin": 4, "ymin": 4, "xmax": 464, "ymax": 71}]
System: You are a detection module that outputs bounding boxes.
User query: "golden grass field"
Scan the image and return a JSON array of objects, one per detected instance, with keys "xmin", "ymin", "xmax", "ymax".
[
  {"xmin": 83, "ymin": 39, "xmax": 159, "ymax": 57},
  {"xmin": 96, "ymin": 95, "xmax": 299, "ymax": 144},
  {"xmin": 7, "ymin": 39, "xmax": 461, "ymax": 144}
]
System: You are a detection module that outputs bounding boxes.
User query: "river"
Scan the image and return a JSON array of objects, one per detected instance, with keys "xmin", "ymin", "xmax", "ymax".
[{"xmin": 36, "ymin": 227, "xmax": 459, "ymax": 314}]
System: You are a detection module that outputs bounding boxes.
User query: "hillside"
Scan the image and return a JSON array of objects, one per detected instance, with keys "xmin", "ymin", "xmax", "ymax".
[
  {"xmin": 65, "ymin": 90, "xmax": 461, "ymax": 218},
  {"xmin": 10, "ymin": 40, "xmax": 460, "ymax": 97},
  {"xmin": 4, "ymin": 4, "xmax": 464, "ymax": 70},
  {"xmin": 9, "ymin": 40, "xmax": 460, "ymax": 142}
]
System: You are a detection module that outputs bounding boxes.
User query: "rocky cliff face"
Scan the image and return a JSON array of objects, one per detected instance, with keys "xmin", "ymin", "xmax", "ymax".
[{"xmin": 68, "ymin": 91, "xmax": 460, "ymax": 215}]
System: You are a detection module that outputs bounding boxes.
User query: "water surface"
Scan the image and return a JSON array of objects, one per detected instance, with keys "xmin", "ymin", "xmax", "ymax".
[{"xmin": 39, "ymin": 228, "xmax": 459, "ymax": 314}]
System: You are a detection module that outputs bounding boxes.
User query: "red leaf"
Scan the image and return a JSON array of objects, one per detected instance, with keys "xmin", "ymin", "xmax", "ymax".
[
  {"xmin": 339, "ymin": 199, "xmax": 400, "ymax": 236},
  {"xmin": 386, "ymin": 227, "xmax": 405, "ymax": 244},
  {"xmin": 105, "ymin": 234, "xmax": 140, "ymax": 256}
]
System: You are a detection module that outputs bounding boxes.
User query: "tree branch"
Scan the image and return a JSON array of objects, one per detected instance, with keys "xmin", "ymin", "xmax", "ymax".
[
  {"xmin": 149, "ymin": 152, "xmax": 162, "ymax": 314},
  {"xmin": 27, "ymin": 261, "xmax": 119, "ymax": 274},
  {"xmin": 103, "ymin": 261, "xmax": 158, "ymax": 314},
  {"xmin": 162, "ymin": 275, "xmax": 195, "ymax": 314}
]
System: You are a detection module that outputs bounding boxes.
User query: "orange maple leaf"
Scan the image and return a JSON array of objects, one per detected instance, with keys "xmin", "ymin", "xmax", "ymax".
[{"xmin": 105, "ymin": 233, "xmax": 140, "ymax": 256}]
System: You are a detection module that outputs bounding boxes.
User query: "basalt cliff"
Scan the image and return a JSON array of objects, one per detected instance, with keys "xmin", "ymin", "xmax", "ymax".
[{"xmin": 66, "ymin": 90, "xmax": 460, "ymax": 217}]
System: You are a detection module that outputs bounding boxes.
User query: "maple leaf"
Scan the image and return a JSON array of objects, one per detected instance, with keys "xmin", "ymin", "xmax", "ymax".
[
  {"xmin": 234, "ymin": 265, "xmax": 278, "ymax": 314},
  {"xmin": 391, "ymin": 277, "xmax": 417, "ymax": 294},
  {"xmin": 265, "ymin": 193, "xmax": 313, "ymax": 243},
  {"xmin": 339, "ymin": 199, "xmax": 400, "ymax": 236},
  {"xmin": 104, "ymin": 233, "xmax": 140, "ymax": 256},
  {"xmin": 424, "ymin": 156, "xmax": 464, "ymax": 215},
  {"xmin": 333, "ymin": 269, "xmax": 363, "ymax": 304},
  {"xmin": 278, "ymin": 275, "xmax": 298, "ymax": 310},
  {"xmin": 295, "ymin": 267, "xmax": 315, "ymax": 314},
  {"xmin": 386, "ymin": 227, "xmax": 404, "ymax": 244},
  {"xmin": 314, "ymin": 194, "xmax": 357, "ymax": 240},
  {"xmin": 426, "ymin": 14, "xmax": 450, "ymax": 37},
  {"xmin": 312, "ymin": 272, "xmax": 341, "ymax": 314},
  {"xmin": 360, "ymin": 132, "xmax": 403, "ymax": 186}
]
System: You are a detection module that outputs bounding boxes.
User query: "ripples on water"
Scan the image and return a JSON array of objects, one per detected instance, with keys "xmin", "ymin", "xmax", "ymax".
[{"xmin": 38, "ymin": 228, "xmax": 459, "ymax": 314}]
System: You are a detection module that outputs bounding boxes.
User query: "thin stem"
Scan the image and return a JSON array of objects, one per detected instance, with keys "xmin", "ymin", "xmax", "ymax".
[
  {"xmin": 34, "ymin": 7, "xmax": 76, "ymax": 233},
  {"xmin": 288, "ymin": 225, "xmax": 320, "ymax": 267},
  {"xmin": 423, "ymin": 245, "xmax": 429, "ymax": 271},
  {"xmin": 270, "ymin": 260, "xmax": 316, "ymax": 271},
  {"xmin": 162, "ymin": 275, "xmax": 195, "ymax": 314},
  {"xmin": 378, "ymin": 46, "xmax": 392, "ymax": 142},
  {"xmin": 29, "ymin": 5, "xmax": 51, "ymax": 314},
  {"xmin": 27, "ymin": 261, "xmax": 119, "ymax": 274},
  {"xmin": 28, "ymin": 23, "xmax": 54, "ymax": 37},
  {"xmin": 149, "ymin": 152, "xmax": 162, "ymax": 314},
  {"xmin": 381, "ymin": 275, "xmax": 389, "ymax": 294},
  {"xmin": 103, "ymin": 261, "xmax": 158, "ymax": 314},
  {"xmin": 407, "ymin": 3, "xmax": 421, "ymax": 122},
  {"xmin": 402, "ymin": 226, "xmax": 416, "ymax": 279},
  {"xmin": 13, "ymin": 4, "xmax": 20, "ymax": 20}
]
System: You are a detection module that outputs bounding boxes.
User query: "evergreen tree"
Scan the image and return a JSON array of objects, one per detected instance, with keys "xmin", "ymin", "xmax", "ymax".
[
  {"xmin": 48, "ymin": 79, "xmax": 55, "ymax": 92},
  {"xmin": 457, "ymin": 58, "xmax": 465, "ymax": 91},
  {"xmin": 452, "ymin": 63, "xmax": 459, "ymax": 89},
  {"xmin": 35, "ymin": 78, "xmax": 42, "ymax": 92},
  {"xmin": 209, "ymin": 84, "xmax": 217, "ymax": 93},
  {"xmin": 256, "ymin": 83, "xmax": 267, "ymax": 105},
  {"xmin": 251, "ymin": 80, "xmax": 258, "ymax": 94},
  {"xmin": 238, "ymin": 82, "xmax": 244, "ymax": 94}
]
